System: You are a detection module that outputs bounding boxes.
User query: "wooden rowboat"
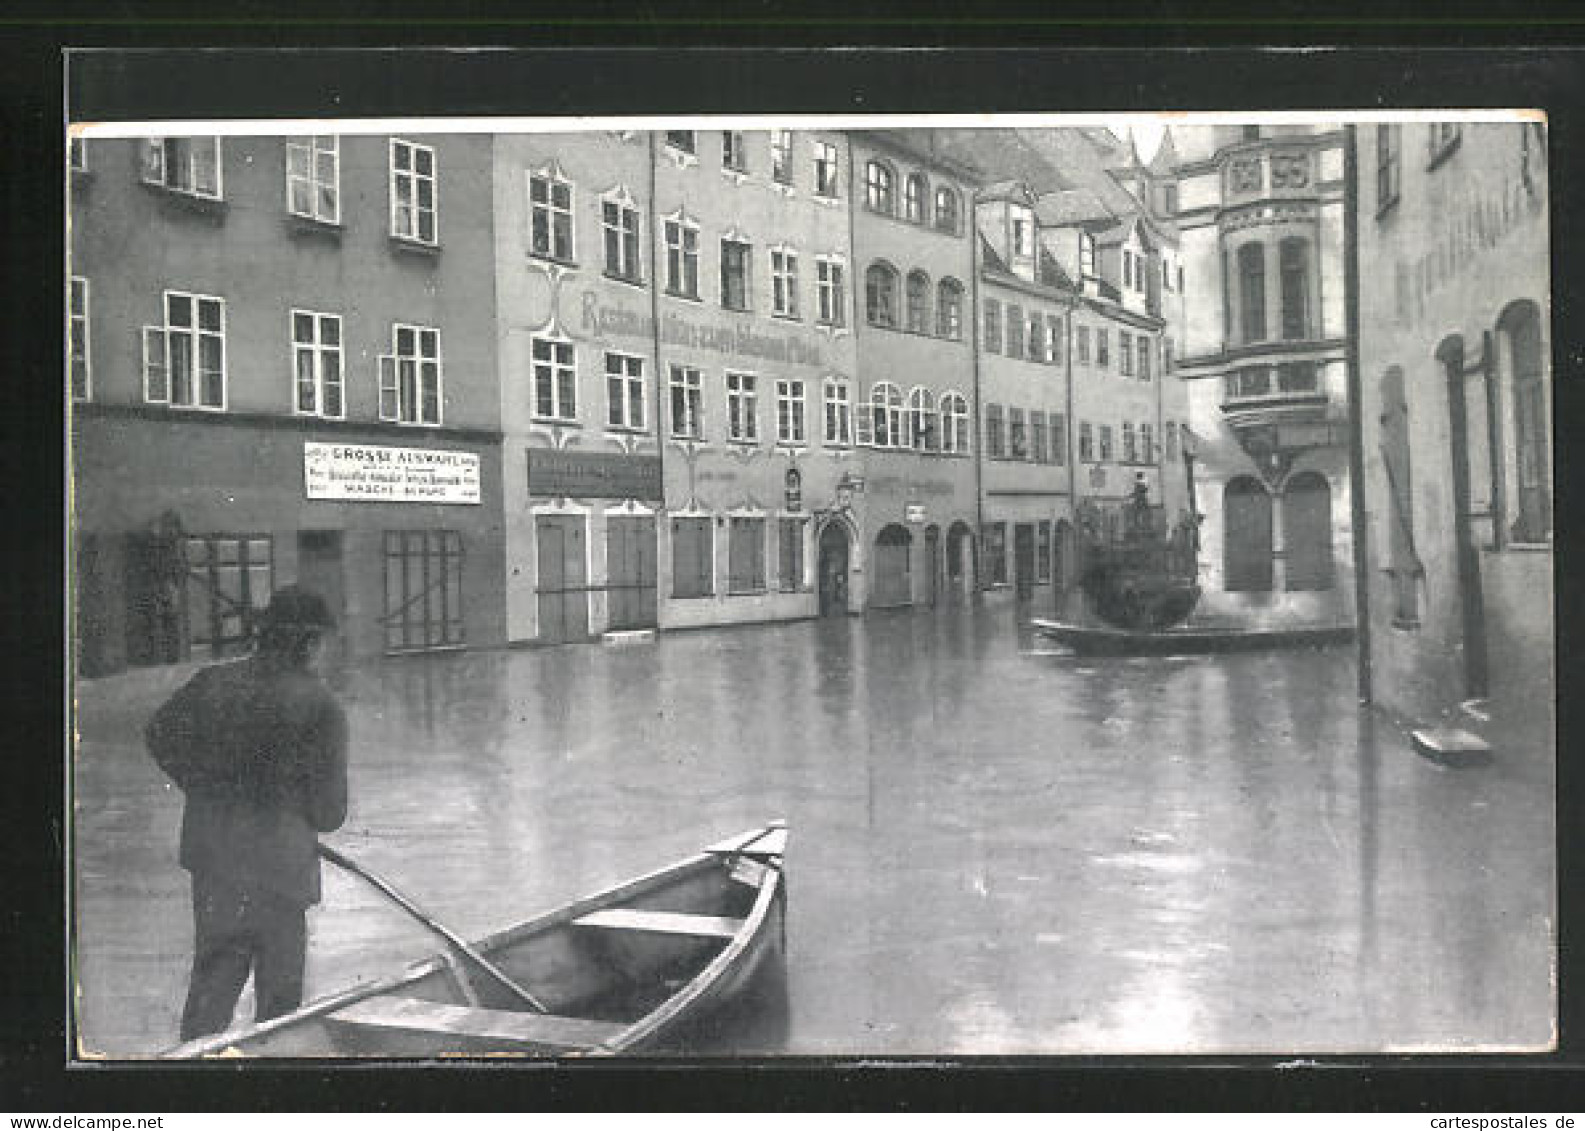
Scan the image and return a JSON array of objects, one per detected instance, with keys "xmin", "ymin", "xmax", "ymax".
[
  {"xmin": 1030, "ymin": 617, "xmax": 1354, "ymax": 657},
  {"xmin": 164, "ymin": 821, "xmax": 788, "ymax": 1058}
]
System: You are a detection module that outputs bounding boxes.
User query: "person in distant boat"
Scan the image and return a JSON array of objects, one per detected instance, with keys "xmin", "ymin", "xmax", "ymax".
[{"xmin": 145, "ymin": 584, "xmax": 348, "ymax": 1041}]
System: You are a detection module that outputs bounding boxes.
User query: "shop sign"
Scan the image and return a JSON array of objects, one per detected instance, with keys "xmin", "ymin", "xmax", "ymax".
[
  {"xmin": 304, "ymin": 442, "xmax": 481, "ymax": 505},
  {"xmin": 579, "ymin": 291, "xmax": 825, "ymax": 367},
  {"xmin": 905, "ymin": 503, "xmax": 927, "ymax": 524},
  {"xmin": 527, "ymin": 448, "xmax": 662, "ymax": 501}
]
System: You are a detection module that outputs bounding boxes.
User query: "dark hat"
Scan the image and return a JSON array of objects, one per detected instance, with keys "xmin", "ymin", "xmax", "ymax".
[{"xmin": 260, "ymin": 585, "xmax": 336, "ymax": 632}]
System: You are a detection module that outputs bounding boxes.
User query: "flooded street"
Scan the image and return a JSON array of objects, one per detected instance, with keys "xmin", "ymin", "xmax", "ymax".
[{"xmin": 73, "ymin": 604, "xmax": 1555, "ymax": 1057}]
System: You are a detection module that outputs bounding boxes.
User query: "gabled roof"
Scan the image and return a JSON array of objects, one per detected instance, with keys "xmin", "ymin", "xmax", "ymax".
[
  {"xmin": 1033, "ymin": 187, "xmax": 1114, "ymax": 228},
  {"xmin": 1148, "ymin": 127, "xmax": 1181, "ymax": 175}
]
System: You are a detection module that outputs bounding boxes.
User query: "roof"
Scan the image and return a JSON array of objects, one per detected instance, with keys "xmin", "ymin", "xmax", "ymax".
[
  {"xmin": 978, "ymin": 232, "xmax": 1007, "ymax": 273},
  {"xmin": 977, "ymin": 178, "xmax": 1036, "ymax": 205},
  {"xmin": 930, "ymin": 129, "xmax": 1075, "ymax": 196},
  {"xmin": 1009, "ymin": 128, "xmax": 1146, "ymax": 218},
  {"xmin": 1148, "ymin": 127, "xmax": 1181, "ymax": 175},
  {"xmin": 1033, "ymin": 188, "xmax": 1114, "ymax": 227}
]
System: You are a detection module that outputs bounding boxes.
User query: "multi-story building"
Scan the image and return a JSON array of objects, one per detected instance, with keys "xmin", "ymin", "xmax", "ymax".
[
  {"xmin": 70, "ymin": 132, "xmax": 507, "ymax": 674},
  {"xmin": 1167, "ymin": 124, "xmax": 1354, "ymax": 628},
  {"xmin": 1354, "ymin": 119, "xmax": 1551, "ymax": 724},
  {"xmin": 849, "ymin": 131, "xmax": 982, "ymax": 608}
]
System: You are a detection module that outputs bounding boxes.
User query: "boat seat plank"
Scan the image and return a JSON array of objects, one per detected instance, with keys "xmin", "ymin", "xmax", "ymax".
[
  {"xmin": 330, "ymin": 996, "xmax": 626, "ymax": 1051},
  {"xmin": 574, "ymin": 907, "xmax": 743, "ymax": 939}
]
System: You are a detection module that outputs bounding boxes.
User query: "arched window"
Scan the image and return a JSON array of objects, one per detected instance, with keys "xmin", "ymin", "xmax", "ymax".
[
  {"xmin": 1502, "ymin": 301, "xmax": 1550, "ymax": 542},
  {"xmin": 869, "ymin": 381, "xmax": 904, "ymax": 448},
  {"xmin": 936, "ymin": 277, "xmax": 964, "ymax": 339},
  {"xmin": 906, "ymin": 269, "xmax": 931, "ymax": 333},
  {"xmin": 865, "ymin": 160, "xmax": 895, "ymax": 214},
  {"xmin": 1283, "ymin": 471, "xmax": 1334, "ymax": 590},
  {"xmin": 908, "ymin": 386, "xmax": 937, "ymax": 451},
  {"xmin": 904, "ymin": 173, "xmax": 928, "ymax": 223},
  {"xmin": 1223, "ymin": 476, "xmax": 1273, "ymax": 592},
  {"xmin": 1379, "ymin": 365, "xmax": 1422, "ymax": 624},
  {"xmin": 865, "ymin": 262, "xmax": 899, "ymax": 328},
  {"xmin": 1238, "ymin": 242, "xmax": 1266, "ymax": 343},
  {"xmin": 940, "ymin": 391, "xmax": 970, "ymax": 455},
  {"xmin": 1279, "ymin": 237, "xmax": 1310, "ymax": 340},
  {"xmin": 934, "ymin": 186, "xmax": 960, "ymax": 233}
]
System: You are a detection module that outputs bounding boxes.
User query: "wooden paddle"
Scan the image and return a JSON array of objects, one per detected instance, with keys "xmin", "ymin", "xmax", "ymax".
[{"xmin": 317, "ymin": 841, "xmax": 548, "ymax": 1013}]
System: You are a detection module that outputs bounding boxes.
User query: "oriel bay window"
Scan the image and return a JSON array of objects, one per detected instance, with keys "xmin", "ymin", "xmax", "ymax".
[
  {"xmin": 776, "ymin": 378, "xmax": 806, "ymax": 445},
  {"xmin": 602, "ymin": 194, "xmax": 642, "ymax": 283},
  {"xmin": 665, "ymin": 218, "xmax": 700, "ymax": 298},
  {"xmin": 823, "ymin": 377, "xmax": 852, "ymax": 446},
  {"xmin": 1238, "ymin": 242, "xmax": 1267, "ymax": 342},
  {"xmin": 292, "ymin": 309, "xmax": 344, "ymax": 418},
  {"xmin": 726, "ymin": 371, "xmax": 759, "ymax": 442},
  {"xmin": 816, "ymin": 258, "xmax": 846, "ymax": 326},
  {"xmin": 389, "ymin": 138, "xmax": 437, "ymax": 246},
  {"xmin": 530, "ymin": 169, "xmax": 574, "ymax": 262},
  {"xmin": 528, "ymin": 335, "xmax": 575, "ymax": 423},
  {"xmin": 286, "ymin": 135, "xmax": 339, "ymax": 224},
  {"xmin": 140, "ymin": 137, "xmax": 222, "ymax": 199},
  {"xmin": 728, "ymin": 517, "xmax": 767, "ymax": 593},
  {"xmin": 383, "ymin": 531, "xmax": 464, "ymax": 653},
  {"xmin": 670, "ymin": 364, "xmax": 703, "ymax": 439},
  {"xmin": 672, "ymin": 517, "xmax": 713, "ymax": 598},
  {"xmin": 1279, "ymin": 238, "xmax": 1310, "ymax": 340},
  {"xmin": 144, "ymin": 290, "xmax": 226, "ymax": 410},
  {"xmin": 605, "ymin": 352, "xmax": 645, "ymax": 431},
  {"xmin": 721, "ymin": 238, "xmax": 752, "ymax": 311},
  {"xmin": 779, "ymin": 518, "xmax": 807, "ymax": 592}
]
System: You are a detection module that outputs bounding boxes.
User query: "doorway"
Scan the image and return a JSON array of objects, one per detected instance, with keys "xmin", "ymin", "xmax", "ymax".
[
  {"xmin": 1440, "ymin": 337, "xmax": 1489, "ymax": 699},
  {"xmin": 923, "ymin": 525, "xmax": 941, "ymax": 608},
  {"xmin": 946, "ymin": 521, "xmax": 975, "ymax": 598},
  {"xmin": 1013, "ymin": 523, "xmax": 1036, "ymax": 600},
  {"xmin": 818, "ymin": 521, "xmax": 850, "ymax": 616},
  {"xmin": 297, "ymin": 530, "xmax": 346, "ymax": 666},
  {"xmin": 606, "ymin": 516, "xmax": 658, "ymax": 631},
  {"xmin": 536, "ymin": 514, "xmax": 590, "ymax": 644},
  {"xmin": 872, "ymin": 525, "xmax": 913, "ymax": 608}
]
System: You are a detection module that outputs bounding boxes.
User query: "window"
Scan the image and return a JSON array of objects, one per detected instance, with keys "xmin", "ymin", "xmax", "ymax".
[
  {"xmin": 1037, "ymin": 522, "xmax": 1052, "ymax": 583},
  {"xmin": 1141, "ymin": 423, "xmax": 1155, "ymax": 463},
  {"xmin": 140, "ymin": 137, "xmax": 222, "ymax": 199},
  {"xmin": 934, "ymin": 186, "xmax": 960, "ymax": 234},
  {"xmin": 983, "ymin": 523, "xmax": 1008, "ymax": 585},
  {"xmin": 936, "ymin": 278, "xmax": 963, "ymax": 339},
  {"xmin": 1280, "ymin": 238, "xmax": 1310, "ymax": 340},
  {"xmin": 1119, "ymin": 330, "xmax": 1134, "ymax": 377},
  {"xmin": 941, "ymin": 392, "xmax": 970, "ymax": 455},
  {"xmin": 664, "ymin": 218, "xmax": 700, "ymax": 298},
  {"xmin": 720, "ymin": 238, "xmax": 752, "ymax": 311},
  {"xmin": 779, "ymin": 518, "xmax": 806, "ymax": 592},
  {"xmin": 672, "ymin": 517, "xmax": 713, "ymax": 598},
  {"xmin": 728, "ymin": 517, "xmax": 767, "ymax": 593},
  {"xmin": 1165, "ymin": 421, "xmax": 1178, "ymax": 461},
  {"xmin": 1162, "ymin": 257, "xmax": 1172, "ymax": 290},
  {"xmin": 1012, "ymin": 210, "xmax": 1034, "ymax": 258},
  {"xmin": 69, "ymin": 276, "xmax": 90, "ymax": 401},
  {"xmin": 1238, "ymin": 242, "xmax": 1266, "ymax": 342},
  {"xmin": 776, "ymin": 378, "xmax": 806, "ymax": 445},
  {"xmin": 665, "ymin": 130, "xmax": 696, "ymax": 155},
  {"xmin": 823, "ymin": 377, "xmax": 852, "ymax": 446},
  {"xmin": 286, "ymin": 135, "xmax": 339, "ymax": 223},
  {"xmin": 866, "ymin": 262, "xmax": 898, "ymax": 328},
  {"xmin": 1079, "ymin": 421, "xmax": 1094, "ymax": 462},
  {"xmin": 865, "ymin": 160, "xmax": 895, "ymax": 213},
  {"xmin": 1178, "ymin": 264, "xmax": 1185, "ymax": 292},
  {"xmin": 1506, "ymin": 303, "xmax": 1551, "ymax": 542},
  {"xmin": 1009, "ymin": 409, "xmax": 1027, "ymax": 460},
  {"xmin": 291, "ymin": 310, "xmax": 344, "ymax": 418},
  {"xmin": 1123, "ymin": 421, "xmax": 1137, "ymax": 463},
  {"xmin": 1164, "ymin": 337, "xmax": 1174, "ymax": 375},
  {"xmin": 530, "ymin": 169, "xmax": 575, "ymax": 262},
  {"xmin": 69, "ymin": 136, "xmax": 86, "ymax": 172},
  {"xmin": 816, "ymin": 258, "xmax": 846, "ymax": 326},
  {"xmin": 1096, "ymin": 328, "xmax": 1110, "ymax": 369},
  {"xmin": 1028, "ymin": 312, "xmax": 1045, "ymax": 363},
  {"xmin": 670, "ymin": 364, "xmax": 703, "ymax": 439},
  {"xmin": 771, "ymin": 130, "xmax": 793, "ymax": 184},
  {"xmin": 1031, "ymin": 411, "xmax": 1048, "ymax": 464},
  {"xmin": 1046, "ymin": 315, "xmax": 1065, "ymax": 363},
  {"xmin": 1376, "ymin": 124, "xmax": 1402, "ymax": 213},
  {"xmin": 1123, "ymin": 249, "xmax": 1134, "ymax": 290},
  {"xmin": 1163, "ymin": 184, "xmax": 1178, "ymax": 215},
  {"xmin": 906, "ymin": 270, "xmax": 931, "ymax": 333},
  {"xmin": 389, "ymin": 139, "xmax": 437, "ymax": 245},
  {"xmin": 983, "ymin": 298, "xmax": 1002, "ymax": 352},
  {"xmin": 606, "ymin": 352, "xmax": 645, "ymax": 431},
  {"xmin": 377, "ymin": 326, "xmax": 443, "ymax": 425},
  {"xmin": 383, "ymin": 530, "xmax": 464, "ymax": 652},
  {"xmin": 726, "ymin": 371, "xmax": 759, "ymax": 442},
  {"xmin": 1007, "ymin": 304, "xmax": 1025, "ymax": 358},
  {"xmin": 1076, "ymin": 325, "xmax": 1090, "ymax": 365},
  {"xmin": 905, "ymin": 173, "xmax": 927, "ymax": 223},
  {"xmin": 771, "ymin": 248, "xmax": 800, "ymax": 318},
  {"xmin": 1050, "ymin": 412, "xmax": 1067, "ymax": 464},
  {"xmin": 1080, "ymin": 231, "xmax": 1096, "ymax": 277},
  {"xmin": 1428, "ymin": 122, "xmax": 1461, "ymax": 166},
  {"xmin": 144, "ymin": 290, "xmax": 226, "ymax": 410},
  {"xmin": 1099, "ymin": 424, "xmax": 1114, "ymax": 462},
  {"xmin": 986, "ymin": 404, "xmax": 1006, "ymax": 460},
  {"xmin": 869, "ymin": 382, "xmax": 904, "ymax": 448},
  {"xmin": 1138, "ymin": 336, "xmax": 1152, "ymax": 381},
  {"xmin": 908, "ymin": 387, "xmax": 937, "ymax": 451},
  {"xmin": 722, "ymin": 131, "xmax": 747, "ymax": 172},
  {"xmin": 814, "ymin": 141, "xmax": 839, "ymax": 197},
  {"xmin": 602, "ymin": 195, "xmax": 642, "ymax": 282},
  {"xmin": 528, "ymin": 335, "xmax": 575, "ymax": 422},
  {"xmin": 184, "ymin": 535, "xmax": 274, "ymax": 659}
]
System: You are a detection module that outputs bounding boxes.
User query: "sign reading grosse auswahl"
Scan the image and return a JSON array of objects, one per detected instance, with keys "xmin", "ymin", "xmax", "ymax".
[{"xmin": 303, "ymin": 441, "xmax": 481, "ymax": 505}]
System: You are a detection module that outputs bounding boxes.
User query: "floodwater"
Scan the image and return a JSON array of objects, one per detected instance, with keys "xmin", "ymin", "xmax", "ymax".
[{"xmin": 72, "ymin": 603, "xmax": 1556, "ymax": 1057}]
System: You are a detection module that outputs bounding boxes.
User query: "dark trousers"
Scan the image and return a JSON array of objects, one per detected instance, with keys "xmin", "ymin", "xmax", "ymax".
[{"xmin": 179, "ymin": 873, "xmax": 307, "ymax": 1042}]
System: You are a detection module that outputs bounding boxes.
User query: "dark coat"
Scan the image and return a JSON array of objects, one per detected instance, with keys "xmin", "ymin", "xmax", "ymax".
[{"xmin": 145, "ymin": 655, "xmax": 349, "ymax": 907}]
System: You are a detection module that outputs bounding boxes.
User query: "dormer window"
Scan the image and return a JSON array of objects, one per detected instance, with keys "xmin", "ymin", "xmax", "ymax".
[
  {"xmin": 1012, "ymin": 210, "xmax": 1034, "ymax": 258},
  {"xmin": 1080, "ymin": 232, "xmax": 1097, "ymax": 277}
]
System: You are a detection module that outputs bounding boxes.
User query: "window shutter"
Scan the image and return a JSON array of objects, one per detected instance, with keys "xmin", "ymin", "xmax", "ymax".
[
  {"xmin": 142, "ymin": 326, "xmax": 169, "ymax": 402},
  {"xmin": 378, "ymin": 354, "xmax": 399, "ymax": 421}
]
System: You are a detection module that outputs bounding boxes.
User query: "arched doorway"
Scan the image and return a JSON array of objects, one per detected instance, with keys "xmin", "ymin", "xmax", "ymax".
[
  {"xmin": 923, "ymin": 524, "xmax": 941, "ymax": 607},
  {"xmin": 818, "ymin": 521, "xmax": 850, "ymax": 616},
  {"xmin": 946, "ymin": 521, "xmax": 975, "ymax": 599},
  {"xmin": 1223, "ymin": 476, "xmax": 1273, "ymax": 592},
  {"xmin": 872, "ymin": 524, "xmax": 913, "ymax": 608},
  {"xmin": 1282, "ymin": 471, "xmax": 1334, "ymax": 591}
]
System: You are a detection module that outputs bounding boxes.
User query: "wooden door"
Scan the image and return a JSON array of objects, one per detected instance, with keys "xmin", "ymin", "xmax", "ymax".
[
  {"xmin": 607, "ymin": 517, "xmax": 657, "ymax": 630},
  {"xmin": 536, "ymin": 515, "xmax": 589, "ymax": 644}
]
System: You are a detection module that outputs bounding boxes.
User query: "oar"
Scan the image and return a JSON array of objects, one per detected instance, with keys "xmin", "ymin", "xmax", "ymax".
[{"xmin": 317, "ymin": 841, "xmax": 548, "ymax": 1013}]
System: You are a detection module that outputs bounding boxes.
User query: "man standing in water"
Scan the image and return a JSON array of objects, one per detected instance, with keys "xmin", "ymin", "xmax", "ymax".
[{"xmin": 145, "ymin": 585, "xmax": 348, "ymax": 1041}]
